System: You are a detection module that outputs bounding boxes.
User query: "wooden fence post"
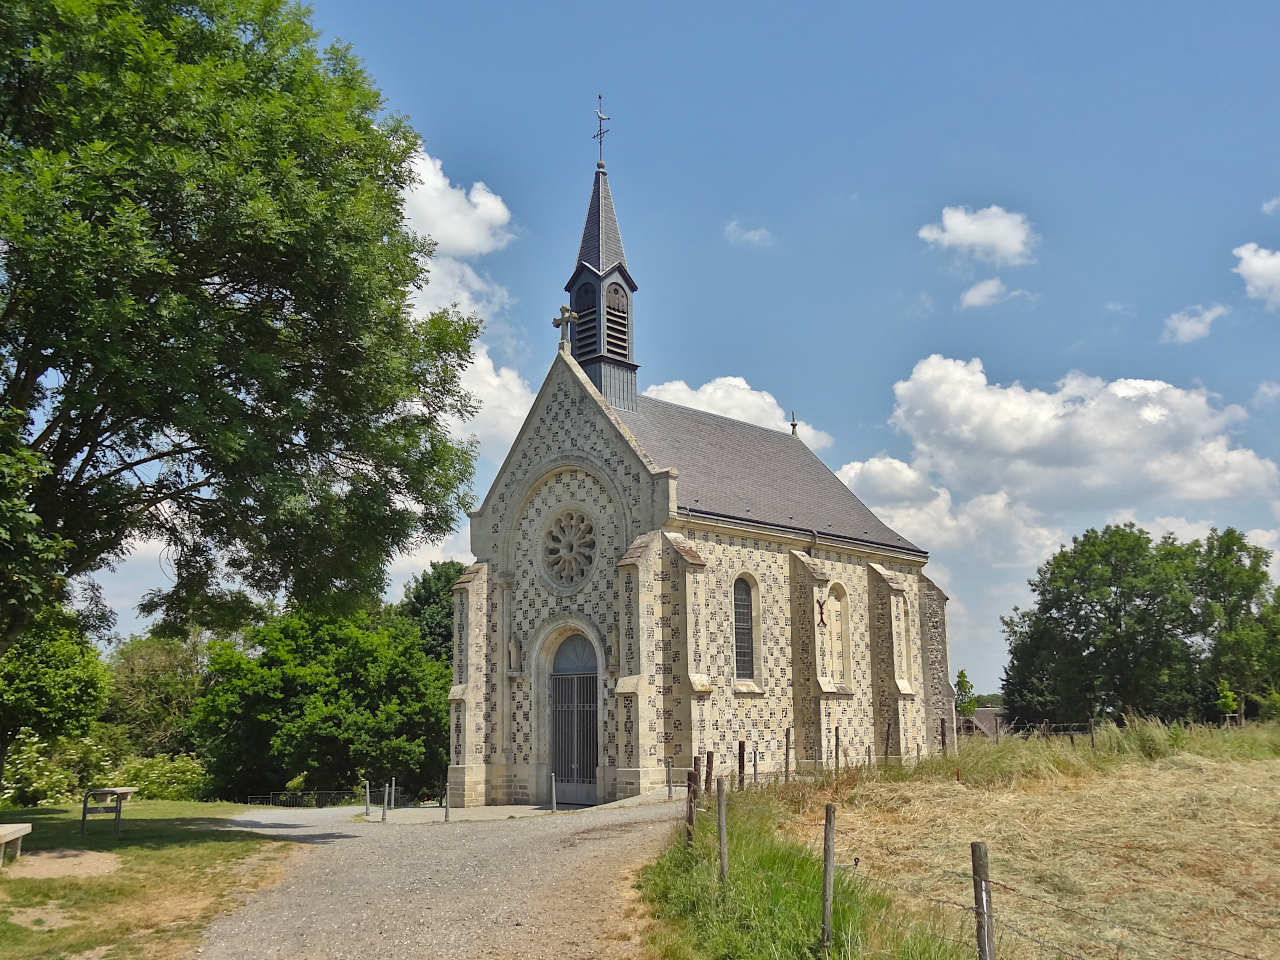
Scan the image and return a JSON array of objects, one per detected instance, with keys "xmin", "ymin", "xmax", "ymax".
[
  {"xmin": 717, "ymin": 777, "xmax": 729, "ymax": 882},
  {"xmin": 1089, "ymin": 718, "xmax": 1096, "ymax": 750},
  {"xmin": 821, "ymin": 803, "xmax": 836, "ymax": 957},
  {"xmin": 738, "ymin": 740, "xmax": 746, "ymax": 791},
  {"xmin": 884, "ymin": 723, "xmax": 893, "ymax": 767},
  {"xmin": 685, "ymin": 772, "xmax": 696, "ymax": 847},
  {"xmin": 705, "ymin": 751, "xmax": 714, "ymax": 795},
  {"xmin": 971, "ymin": 841, "xmax": 996, "ymax": 960},
  {"xmin": 753, "ymin": 747, "xmax": 758, "ymax": 787},
  {"xmin": 940, "ymin": 718, "xmax": 948, "ymax": 756},
  {"xmin": 364, "ymin": 780, "xmax": 370, "ymax": 819},
  {"xmin": 693, "ymin": 755, "xmax": 702, "ymax": 802},
  {"xmin": 834, "ymin": 727, "xmax": 841, "ymax": 777},
  {"xmin": 666, "ymin": 758, "xmax": 673, "ymax": 799},
  {"xmin": 784, "ymin": 728, "xmax": 792, "ymax": 784}
]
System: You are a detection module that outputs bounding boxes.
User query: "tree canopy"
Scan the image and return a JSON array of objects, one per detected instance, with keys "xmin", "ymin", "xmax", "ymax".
[
  {"xmin": 397, "ymin": 559, "xmax": 466, "ymax": 661},
  {"xmin": 1001, "ymin": 524, "xmax": 1279, "ymax": 724},
  {"xmin": 190, "ymin": 611, "xmax": 450, "ymax": 798},
  {"xmin": 0, "ymin": 0, "xmax": 478, "ymax": 653},
  {"xmin": 0, "ymin": 607, "xmax": 107, "ymax": 785}
]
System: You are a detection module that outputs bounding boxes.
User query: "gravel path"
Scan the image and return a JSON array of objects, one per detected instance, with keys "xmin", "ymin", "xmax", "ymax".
[{"xmin": 197, "ymin": 800, "xmax": 682, "ymax": 959}]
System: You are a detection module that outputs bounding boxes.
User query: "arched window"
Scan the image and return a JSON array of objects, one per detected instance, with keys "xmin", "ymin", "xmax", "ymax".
[{"xmin": 733, "ymin": 577, "xmax": 754, "ymax": 680}]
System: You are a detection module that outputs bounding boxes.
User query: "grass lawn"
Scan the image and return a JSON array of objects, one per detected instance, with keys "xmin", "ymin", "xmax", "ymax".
[
  {"xmin": 640, "ymin": 721, "xmax": 1280, "ymax": 960},
  {"xmin": 0, "ymin": 800, "xmax": 290, "ymax": 960}
]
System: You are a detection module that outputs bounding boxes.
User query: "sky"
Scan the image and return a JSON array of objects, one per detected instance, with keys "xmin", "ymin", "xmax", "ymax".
[{"xmin": 100, "ymin": 1, "xmax": 1280, "ymax": 691}]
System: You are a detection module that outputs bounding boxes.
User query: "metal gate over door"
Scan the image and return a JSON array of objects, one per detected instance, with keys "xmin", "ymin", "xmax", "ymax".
[{"xmin": 551, "ymin": 635, "xmax": 598, "ymax": 805}]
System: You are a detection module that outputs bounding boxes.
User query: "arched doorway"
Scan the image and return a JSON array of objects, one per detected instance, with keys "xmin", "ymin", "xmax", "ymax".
[{"xmin": 550, "ymin": 635, "xmax": 598, "ymax": 805}]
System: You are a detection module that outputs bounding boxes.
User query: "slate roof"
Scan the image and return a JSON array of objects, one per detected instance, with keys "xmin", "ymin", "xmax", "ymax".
[
  {"xmin": 575, "ymin": 165, "xmax": 627, "ymax": 274},
  {"xmin": 614, "ymin": 395, "xmax": 924, "ymax": 555}
]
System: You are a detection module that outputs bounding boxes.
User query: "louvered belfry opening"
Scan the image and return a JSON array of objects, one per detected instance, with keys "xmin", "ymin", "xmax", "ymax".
[
  {"xmin": 572, "ymin": 282, "xmax": 598, "ymax": 359},
  {"xmin": 604, "ymin": 282, "xmax": 629, "ymax": 359}
]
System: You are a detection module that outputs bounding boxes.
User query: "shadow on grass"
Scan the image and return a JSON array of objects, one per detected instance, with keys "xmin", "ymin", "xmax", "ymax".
[{"xmin": 0, "ymin": 806, "xmax": 358, "ymax": 854}]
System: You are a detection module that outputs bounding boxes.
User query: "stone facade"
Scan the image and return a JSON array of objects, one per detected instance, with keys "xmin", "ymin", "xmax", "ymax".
[{"xmin": 447, "ymin": 345, "xmax": 956, "ymax": 807}]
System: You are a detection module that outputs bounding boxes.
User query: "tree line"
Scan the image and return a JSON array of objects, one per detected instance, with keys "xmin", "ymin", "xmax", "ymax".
[
  {"xmin": 0, "ymin": 562, "xmax": 464, "ymax": 805},
  {"xmin": 1001, "ymin": 524, "xmax": 1280, "ymax": 724}
]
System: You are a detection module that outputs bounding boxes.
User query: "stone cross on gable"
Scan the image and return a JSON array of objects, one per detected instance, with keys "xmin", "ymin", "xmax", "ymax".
[{"xmin": 553, "ymin": 305, "xmax": 577, "ymax": 343}]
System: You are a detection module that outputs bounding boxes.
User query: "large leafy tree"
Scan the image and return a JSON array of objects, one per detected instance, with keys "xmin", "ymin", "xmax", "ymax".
[
  {"xmin": 190, "ymin": 612, "xmax": 450, "ymax": 798},
  {"xmin": 103, "ymin": 629, "xmax": 210, "ymax": 755},
  {"xmin": 397, "ymin": 559, "xmax": 467, "ymax": 662},
  {"xmin": 0, "ymin": 607, "xmax": 107, "ymax": 786},
  {"xmin": 0, "ymin": 410, "xmax": 71, "ymax": 634},
  {"xmin": 1002, "ymin": 524, "xmax": 1278, "ymax": 723},
  {"xmin": 0, "ymin": 0, "xmax": 477, "ymax": 654}
]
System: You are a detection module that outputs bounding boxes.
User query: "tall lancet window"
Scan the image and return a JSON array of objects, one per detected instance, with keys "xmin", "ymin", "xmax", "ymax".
[
  {"xmin": 573, "ymin": 283, "xmax": 597, "ymax": 357},
  {"xmin": 733, "ymin": 577, "xmax": 755, "ymax": 680},
  {"xmin": 604, "ymin": 282, "xmax": 629, "ymax": 359}
]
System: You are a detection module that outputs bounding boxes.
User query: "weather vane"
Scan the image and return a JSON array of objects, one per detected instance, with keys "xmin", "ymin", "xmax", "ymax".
[{"xmin": 592, "ymin": 94, "xmax": 610, "ymax": 165}]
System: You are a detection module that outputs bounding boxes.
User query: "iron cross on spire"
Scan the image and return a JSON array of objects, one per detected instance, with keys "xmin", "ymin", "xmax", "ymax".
[{"xmin": 592, "ymin": 93, "xmax": 610, "ymax": 165}]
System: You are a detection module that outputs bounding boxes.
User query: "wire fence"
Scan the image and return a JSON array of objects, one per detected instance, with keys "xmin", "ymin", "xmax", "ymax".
[{"xmin": 678, "ymin": 776, "xmax": 1268, "ymax": 960}]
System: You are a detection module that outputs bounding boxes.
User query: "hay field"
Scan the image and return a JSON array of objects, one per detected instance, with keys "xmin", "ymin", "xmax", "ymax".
[{"xmin": 782, "ymin": 735, "xmax": 1280, "ymax": 960}]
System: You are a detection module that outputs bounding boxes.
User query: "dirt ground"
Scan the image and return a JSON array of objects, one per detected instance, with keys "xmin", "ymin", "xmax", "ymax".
[
  {"xmin": 4, "ymin": 849, "xmax": 121, "ymax": 880},
  {"xmin": 783, "ymin": 755, "xmax": 1280, "ymax": 960}
]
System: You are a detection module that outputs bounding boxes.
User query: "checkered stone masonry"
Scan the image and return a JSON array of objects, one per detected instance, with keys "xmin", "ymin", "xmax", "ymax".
[{"xmin": 449, "ymin": 350, "xmax": 954, "ymax": 806}]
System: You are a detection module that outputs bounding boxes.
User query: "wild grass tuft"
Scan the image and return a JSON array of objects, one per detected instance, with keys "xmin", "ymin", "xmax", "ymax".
[{"xmin": 640, "ymin": 790, "xmax": 972, "ymax": 960}]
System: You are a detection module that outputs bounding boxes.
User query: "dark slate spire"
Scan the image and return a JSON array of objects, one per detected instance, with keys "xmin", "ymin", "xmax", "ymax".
[
  {"xmin": 564, "ymin": 159, "xmax": 638, "ymax": 412},
  {"xmin": 576, "ymin": 162, "xmax": 628, "ymax": 275}
]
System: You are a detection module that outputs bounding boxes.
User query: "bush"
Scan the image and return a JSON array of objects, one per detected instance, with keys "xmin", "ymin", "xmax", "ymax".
[
  {"xmin": 112, "ymin": 754, "xmax": 211, "ymax": 801},
  {"xmin": 0, "ymin": 725, "xmax": 211, "ymax": 807}
]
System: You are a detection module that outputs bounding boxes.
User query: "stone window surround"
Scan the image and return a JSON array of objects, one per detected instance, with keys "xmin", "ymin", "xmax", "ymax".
[
  {"xmin": 730, "ymin": 570, "xmax": 765, "ymax": 695},
  {"xmin": 823, "ymin": 580, "xmax": 855, "ymax": 697}
]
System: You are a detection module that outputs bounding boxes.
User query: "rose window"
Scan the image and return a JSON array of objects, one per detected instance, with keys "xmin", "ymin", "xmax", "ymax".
[{"xmin": 543, "ymin": 510, "xmax": 596, "ymax": 586}]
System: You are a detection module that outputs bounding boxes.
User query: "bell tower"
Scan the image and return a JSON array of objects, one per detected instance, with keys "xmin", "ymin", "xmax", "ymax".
[{"xmin": 564, "ymin": 102, "xmax": 639, "ymax": 411}]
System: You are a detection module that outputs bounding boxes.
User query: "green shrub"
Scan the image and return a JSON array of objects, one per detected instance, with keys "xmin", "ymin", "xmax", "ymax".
[
  {"xmin": 111, "ymin": 754, "xmax": 211, "ymax": 801},
  {"xmin": 0, "ymin": 725, "xmax": 211, "ymax": 807}
]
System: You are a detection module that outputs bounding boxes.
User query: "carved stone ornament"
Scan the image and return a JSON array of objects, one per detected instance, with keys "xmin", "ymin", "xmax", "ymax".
[{"xmin": 542, "ymin": 509, "xmax": 597, "ymax": 587}]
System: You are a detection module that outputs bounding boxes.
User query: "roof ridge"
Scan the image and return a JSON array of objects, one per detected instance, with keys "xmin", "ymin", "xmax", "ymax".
[{"xmin": 636, "ymin": 392, "xmax": 807, "ymax": 440}]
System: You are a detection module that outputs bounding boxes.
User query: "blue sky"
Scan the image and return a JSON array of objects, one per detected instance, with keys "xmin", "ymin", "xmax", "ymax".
[{"xmin": 102, "ymin": 1, "xmax": 1280, "ymax": 691}]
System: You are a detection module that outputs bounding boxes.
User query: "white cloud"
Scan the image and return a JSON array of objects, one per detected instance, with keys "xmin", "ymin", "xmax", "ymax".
[
  {"xmin": 388, "ymin": 523, "xmax": 474, "ymax": 579},
  {"xmin": 837, "ymin": 455, "xmax": 935, "ymax": 506},
  {"xmin": 1262, "ymin": 196, "xmax": 1280, "ymax": 216},
  {"xmin": 401, "ymin": 150, "xmax": 517, "ymax": 328},
  {"xmin": 1160, "ymin": 303, "xmax": 1229, "ymax": 344},
  {"xmin": 888, "ymin": 355, "xmax": 1279, "ymax": 507},
  {"xmin": 643, "ymin": 376, "xmax": 833, "ymax": 450},
  {"xmin": 403, "ymin": 151, "xmax": 513, "ymax": 257},
  {"xmin": 723, "ymin": 220, "xmax": 774, "ymax": 248},
  {"xmin": 1253, "ymin": 381, "xmax": 1280, "ymax": 406},
  {"xmin": 1232, "ymin": 243, "xmax": 1280, "ymax": 310},
  {"xmin": 456, "ymin": 342, "xmax": 536, "ymax": 457},
  {"xmin": 959, "ymin": 277, "xmax": 1029, "ymax": 309},
  {"xmin": 839, "ymin": 456, "xmax": 1060, "ymax": 567},
  {"xmin": 918, "ymin": 205, "xmax": 1037, "ymax": 266}
]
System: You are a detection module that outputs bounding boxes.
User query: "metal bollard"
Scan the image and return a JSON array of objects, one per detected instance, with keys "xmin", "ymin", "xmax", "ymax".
[
  {"xmin": 444, "ymin": 785, "xmax": 450, "ymax": 823},
  {"xmin": 381, "ymin": 783, "xmax": 388, "ymax": 823},
  {"xmin": 666, "ymin": 758, "xmax": 673, "ymax": 799},
  {"xmin": 550, "ymin": 772, "xmax": 557, "ymax": 812},
  {"xmin": 364, "ymin": 780, "xmax": 370, "ymax": 819},
  {"xmin": 390, "ymin": 776, "xmax": 396, "ymax": 810}
]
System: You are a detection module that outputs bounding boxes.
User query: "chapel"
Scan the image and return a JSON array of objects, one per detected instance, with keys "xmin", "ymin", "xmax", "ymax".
[{"xmin": 446, "ymin": 157, "xmax": 956, "ymax": 808}]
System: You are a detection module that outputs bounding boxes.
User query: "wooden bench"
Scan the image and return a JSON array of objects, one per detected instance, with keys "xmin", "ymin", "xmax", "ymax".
[
  {"xmin": 81, "ymin": 787, "xmax": 139, "ymax": 837},
  {"xmin": 1, "ymin": 823, "xmax": 32, "ymax": 865}
]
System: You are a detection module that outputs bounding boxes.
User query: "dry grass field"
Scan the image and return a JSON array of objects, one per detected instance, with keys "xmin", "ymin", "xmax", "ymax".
[{"xmin": 780, "ymin": 728, "xmax": 1280, "ymax": 960}]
